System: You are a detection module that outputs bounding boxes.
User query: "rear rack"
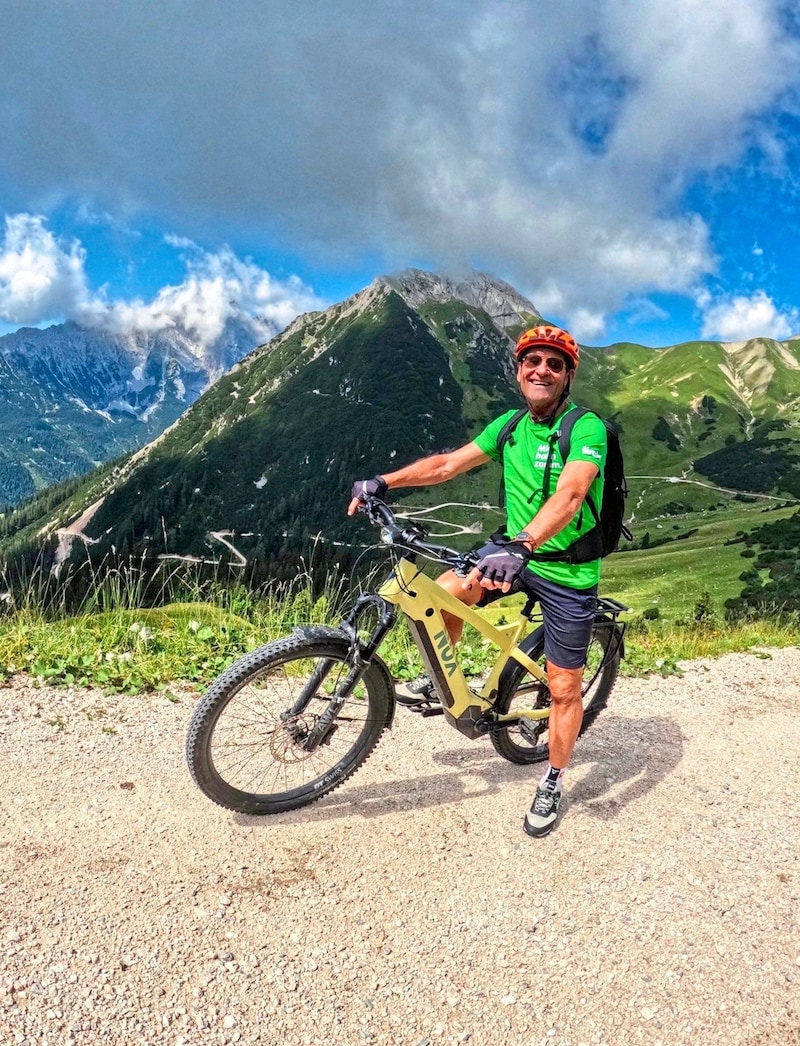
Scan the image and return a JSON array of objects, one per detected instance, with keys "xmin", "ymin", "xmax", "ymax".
[{"xmin": 596, "ymin": 596, "xmax": 630, "ymax": 616}]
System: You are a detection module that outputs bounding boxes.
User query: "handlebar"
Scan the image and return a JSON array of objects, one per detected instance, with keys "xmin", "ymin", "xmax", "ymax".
[{"xmin": 360, "ymin": 497, "xmax": 479, "ymax": 573}]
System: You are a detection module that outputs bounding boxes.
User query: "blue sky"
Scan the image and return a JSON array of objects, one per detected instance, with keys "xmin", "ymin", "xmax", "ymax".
[{"xmin": 1, "ymin": 0, "xmax": 799, "ymax": 348}]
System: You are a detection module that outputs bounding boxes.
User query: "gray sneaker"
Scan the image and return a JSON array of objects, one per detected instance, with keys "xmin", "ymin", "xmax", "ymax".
[
  {"xmin": 408, "ymin": 674, "xmax": 435, "ymax": 697},
  {"xmin": 396, "ymin": 674, "xmax": 437, "ymax": 706},
  {"xmin": 523, "ymin": 784, "xmax": 562, "ymax": 838}
]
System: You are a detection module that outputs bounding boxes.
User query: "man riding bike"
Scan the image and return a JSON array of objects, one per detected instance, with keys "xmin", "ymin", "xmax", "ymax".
[{"xmin": 348, "ymin": 325, "xmax": 607, "ymax": 838}]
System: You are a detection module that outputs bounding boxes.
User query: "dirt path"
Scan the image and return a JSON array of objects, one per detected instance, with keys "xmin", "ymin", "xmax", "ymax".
[{"xmin": 1, "ymin": 648, "xmax": 799, "ymax": 1046}]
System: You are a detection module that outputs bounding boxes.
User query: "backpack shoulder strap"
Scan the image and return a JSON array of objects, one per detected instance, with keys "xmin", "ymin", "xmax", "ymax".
[
  {"xmin": 556, "ymin": 405, "xmax": 592, "ymax": 462},
  {"xmin": 541, "ymin": 407, "xmax": 585, "ymax": 501},
  {"xmin": 495, "ymin": 408, "xmax": 528, "ymax": 511},
  {"xmin": 555, "ymin": 405, "xmax": 602, "ymax": 523},
  {"xmin": 496, "ymin": 408, "xmax": 528, "ymax": 458}
]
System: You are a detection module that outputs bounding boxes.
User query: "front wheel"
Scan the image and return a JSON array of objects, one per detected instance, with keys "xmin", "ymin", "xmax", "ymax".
[
  {"xmin": 186, "ymin": 629, "xmax": 395, "ymax": 814},
  {"xmin": 490, "ymin": 618, "xmax": 622, "ymax": 765}
]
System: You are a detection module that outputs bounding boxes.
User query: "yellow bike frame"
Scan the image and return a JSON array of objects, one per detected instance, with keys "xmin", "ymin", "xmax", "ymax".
[{"xmin": 377, "ymin": 555, "xmax": 550, "ymax": 739}]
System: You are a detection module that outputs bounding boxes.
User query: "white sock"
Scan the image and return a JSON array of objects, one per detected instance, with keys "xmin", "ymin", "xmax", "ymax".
[{"xmin": 540, "ymin": 764, "xmax": 565, "ymax": 791}]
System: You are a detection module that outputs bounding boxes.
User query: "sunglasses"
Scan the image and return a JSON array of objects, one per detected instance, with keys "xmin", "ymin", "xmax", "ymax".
[{"xmin": 518, "ymin": 352, "xmax": 567, "ymax": 374}]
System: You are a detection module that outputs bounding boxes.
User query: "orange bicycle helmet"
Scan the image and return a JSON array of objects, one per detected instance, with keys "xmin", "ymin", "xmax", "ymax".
[{"xmin": 514, "ymin": 325, "xmax": 580, "ymax": 369}]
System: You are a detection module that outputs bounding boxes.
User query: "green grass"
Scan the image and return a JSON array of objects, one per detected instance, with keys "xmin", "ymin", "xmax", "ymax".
[
  {"xmin": 0, "ymin": 560, "xmax": 353, "ymax": 693},
  {"xmin": 603, "ymin": 532, "xmax": 750, "ymax": 617},
  {"xmin": 619, "ymin": 613, "xmax": 800, "ymax": 676},
  {"xmin": 601, "ymin": 501, "xmax": 798, "ymax": 619},
  {"xmin": 0, "ymin": 603, "xmax": 259, "ymax": 693},
  {"xmin": 0, "ymin": 506, "xmax": 798, "ymax": 695},
  {"xmin": 2, "ymin": 586, "xmax": 793, "ymax": 694}
]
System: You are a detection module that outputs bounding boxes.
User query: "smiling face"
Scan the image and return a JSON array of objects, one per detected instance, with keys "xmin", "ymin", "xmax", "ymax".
[{"xmin": 515, "ymin": 348, "xmax": 572, "ymax": 417}]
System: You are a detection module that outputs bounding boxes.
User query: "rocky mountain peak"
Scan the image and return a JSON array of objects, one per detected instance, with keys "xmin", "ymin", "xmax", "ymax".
[{"xmin": 378, "ymin": 268, "xmax": 541, "ymax": 333}]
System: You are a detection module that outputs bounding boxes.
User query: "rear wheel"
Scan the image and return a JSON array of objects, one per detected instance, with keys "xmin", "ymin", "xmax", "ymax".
[
  {"xmin": 186, "ymin": 632, "xmax": 394, "ymax": 814},
  {"xmin": 490, "ymin": 619, "xmax": 621, "ymax": 765}
]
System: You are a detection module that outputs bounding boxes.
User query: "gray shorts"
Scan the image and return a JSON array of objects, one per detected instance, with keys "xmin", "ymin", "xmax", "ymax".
[{"xmin": 473, "ymin": 540, "xmax": 598, "ymax": 670}]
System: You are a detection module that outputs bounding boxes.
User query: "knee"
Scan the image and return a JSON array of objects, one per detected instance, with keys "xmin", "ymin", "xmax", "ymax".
[
  {"xmin": 436, "ymin": 569, "xmax": 482, "ymax": 606},
  {"xmin": 546, "ymin": 665, "xmax": 584, "ymax": 706},
  {"xmin": 436, "ymin": 571, "xmax": 466, "ymax": 600}
]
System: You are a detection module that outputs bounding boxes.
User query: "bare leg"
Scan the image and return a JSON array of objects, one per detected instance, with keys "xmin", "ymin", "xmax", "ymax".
[
  {"xmin": 523, "ymin": 661, "xmax": 585, "ymax": 838},
  {"xmin": 435, "ymin": 569, "xmax": 484, "ymax": 646},
  {"xmin": 544, "ymin": 663, "xmax": 585, "ymax": 768}
]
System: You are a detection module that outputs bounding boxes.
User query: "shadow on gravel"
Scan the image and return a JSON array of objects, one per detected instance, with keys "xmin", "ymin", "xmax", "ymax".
[
  {"xmin": 568, "ymin": 714, "xmax": 685, "ymax": 821},
  {"xmin": 234, "ymin": 751, "xmax": 522, "ymax": 826},
  {"xmin": 234, "ymin": 713, "xmax": 684, "ymax": 826}
]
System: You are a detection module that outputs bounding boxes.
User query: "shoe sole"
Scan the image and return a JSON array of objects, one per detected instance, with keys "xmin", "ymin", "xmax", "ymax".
[
  {"xmin": 523, "ymin": 816, "xmax": 557, "ymax": 838},
  {"xmin": 395, "ymin": 684, "xmax": 436, "ymax": 706},
  {"xmin": 395, "ymin": 681, "xmax": 437, "ymax": 707}
]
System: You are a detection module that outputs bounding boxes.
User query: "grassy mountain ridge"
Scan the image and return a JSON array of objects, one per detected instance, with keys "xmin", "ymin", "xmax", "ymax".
[{"xmin": 0, "ymin": 272, "xmax": 797, "ymax": 607}]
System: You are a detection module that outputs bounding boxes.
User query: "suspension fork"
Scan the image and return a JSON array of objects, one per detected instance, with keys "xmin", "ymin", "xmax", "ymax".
[
  {"xmin": 299, "ymin": 595, "xmax": 398, "ymax": 752},
  {"xmin": 340, "ymin": 593, "xmax": 399, "ymax": 663}
]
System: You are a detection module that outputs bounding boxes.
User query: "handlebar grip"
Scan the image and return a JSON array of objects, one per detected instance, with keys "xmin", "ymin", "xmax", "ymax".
[{"xmin": 361, "ymin": 497, "xmax": 474, "ymax": 568}]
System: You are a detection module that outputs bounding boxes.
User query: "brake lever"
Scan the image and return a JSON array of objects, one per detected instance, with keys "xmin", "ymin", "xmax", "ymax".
[{"xmin": 453, "ymin": 554, "xmax": 479, "ymax": 578}]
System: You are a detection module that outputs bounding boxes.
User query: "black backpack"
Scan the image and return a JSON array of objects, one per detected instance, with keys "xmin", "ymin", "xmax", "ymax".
[{"xmin": 496, "ymin": 405, "xmax": 633, "ymax": 564}]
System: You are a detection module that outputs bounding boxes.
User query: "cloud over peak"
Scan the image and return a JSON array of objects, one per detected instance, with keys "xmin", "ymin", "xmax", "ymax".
[
  {"xmin": 1, "ymin": 1, "xmax": 798, "ymax": 338},
  {"xmin": 0, "ymin": 215, "xmax": 322, "ymax": 347},
  {"xmin": 0, "ymin": 215, "xmax": 90, "ymax": 326},
  {"xmin": 699, "ymin": 289, "xmax": 800, "ymax": 342}
]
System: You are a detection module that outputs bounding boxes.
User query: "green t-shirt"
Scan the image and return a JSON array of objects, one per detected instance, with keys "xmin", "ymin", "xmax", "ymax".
[{"xmin": 474, "ymin": 403, "xmax": 607, "ymax": 589}]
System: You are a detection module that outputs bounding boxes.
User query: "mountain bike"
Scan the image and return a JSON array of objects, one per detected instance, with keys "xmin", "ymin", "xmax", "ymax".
[{"xmin": 186, "ymin": 499, "xmax": 628, "ymax": 815}]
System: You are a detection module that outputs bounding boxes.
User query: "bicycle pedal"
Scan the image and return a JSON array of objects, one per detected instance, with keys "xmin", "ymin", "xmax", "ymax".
[
  {"xmin": 406, "ymin": 700, "xmax": 443, "ymax": 716},
  {"xmin": 518, "ymin": 717, "xmax": 545, "ymax": 742}
]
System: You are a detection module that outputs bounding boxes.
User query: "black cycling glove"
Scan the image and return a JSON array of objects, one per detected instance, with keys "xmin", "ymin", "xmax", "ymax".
[
  {"xmin": 351, "ymin": 476, "xmax": 388, "ymax": 504},
  {"xmin": 475, "ymin": 541, "xmax": 531, "ymax": 587}
]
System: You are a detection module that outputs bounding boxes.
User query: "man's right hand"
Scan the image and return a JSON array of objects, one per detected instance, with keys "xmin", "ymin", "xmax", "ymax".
[{"xmin": 347, "ymin": 476, "xmax": 388, "ymax": 516}]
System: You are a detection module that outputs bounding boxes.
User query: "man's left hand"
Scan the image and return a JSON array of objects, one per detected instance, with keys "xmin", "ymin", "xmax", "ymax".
[{"xmin": 462, "ymin": 540, "xmax": 531, "ymax": 594}]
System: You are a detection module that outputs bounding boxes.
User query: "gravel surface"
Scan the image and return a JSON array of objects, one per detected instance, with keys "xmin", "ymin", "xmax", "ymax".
[{"xmin": 1, "ymin": 647, "xmax": 799, "ymax": 1046}]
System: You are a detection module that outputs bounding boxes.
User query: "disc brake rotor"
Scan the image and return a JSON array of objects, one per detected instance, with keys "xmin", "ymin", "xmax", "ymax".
[{"xmin": 269, "ymin": 717, "xmax": 318, "ymax": 764}]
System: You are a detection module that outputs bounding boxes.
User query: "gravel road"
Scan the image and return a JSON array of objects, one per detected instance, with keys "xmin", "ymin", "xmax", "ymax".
[{"xmin": 1, "ymin": 647, "xmax": 799, "ymax": 1046}]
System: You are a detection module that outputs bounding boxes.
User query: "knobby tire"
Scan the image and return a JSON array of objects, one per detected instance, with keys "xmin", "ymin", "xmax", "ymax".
[
  {"xmin": 186, "ymin": 629, "xmax": 394, "ymax": 814},
  {"xmin": 490, "ymin": 618, "xmax": 621, "ymax": 765}
]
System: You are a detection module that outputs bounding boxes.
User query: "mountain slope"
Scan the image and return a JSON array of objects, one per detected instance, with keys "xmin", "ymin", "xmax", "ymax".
[
  {"xmin": 65, "ymin": 274, "xmax": 538, "ymax": 573},
  {"xmin": 0, "ymin": 318, "xmax": 260, "ymax": 507},
  {"xmin": 1, "ymin": 271, "xmax": 798, "ymax": 588}
]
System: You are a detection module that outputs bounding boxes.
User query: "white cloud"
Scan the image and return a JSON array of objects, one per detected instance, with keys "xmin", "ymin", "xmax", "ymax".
[
  {"xmin": 0, "ymin": 214, "xmax": 90, "ymax": 325},
  {"xmin": 599, "ymin": 0, "xmax": 797, "ymax": 169},
  {"xmin": 623, "ymin": 298, "xmax": 670, "ymax": 325},
  {"xmin": 0, "ymin": 1, "xmax": 798, "ymax": 338},
  {"xmin": 89, "ymin": 243, "xmax": 322, "ymax": 345},
  {"xmin": 358, "ymin": 0, "xmax": 793, "ymax": 334},
  {"xmin": 700, "ymin": 290, "xmax": 800, "ymax": 341},
  {"xmin": 567, "ymin": 308, "xmax": 607, "ymax": 342},
  {"xmin": 0, "ymin": 215, "xmax": 322, "ymax": 347}
]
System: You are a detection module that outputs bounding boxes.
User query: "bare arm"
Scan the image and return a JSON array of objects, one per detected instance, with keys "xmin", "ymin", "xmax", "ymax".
[
  {"xmin": 518, "ymin": 459, "xmax": 600, "ymax": 548},
  {"xmin": 461, "ymin": 458, "xmax": 599, "ymax": 591},
  {"xmin": 347, "ymin": 442, "xmax": 490, "ymax": 515}
]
